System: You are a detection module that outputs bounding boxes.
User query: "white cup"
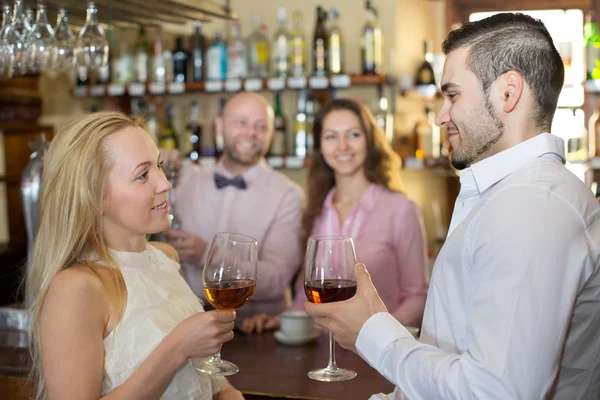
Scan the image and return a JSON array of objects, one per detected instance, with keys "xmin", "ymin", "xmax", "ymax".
[{"xmin": 279, "ymin": 310, "xmax": 317, "ymax": 338}]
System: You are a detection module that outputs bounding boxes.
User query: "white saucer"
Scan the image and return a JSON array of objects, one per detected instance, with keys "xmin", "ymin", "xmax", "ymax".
[{"xmin": 274, "ymin": 330, "xmax": 320, "ymax": 345}]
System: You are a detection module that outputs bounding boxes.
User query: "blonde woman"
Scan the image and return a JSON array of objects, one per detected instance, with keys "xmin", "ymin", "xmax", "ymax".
[{"xmin": 26, "ymin": 112, "xmax": 243, "ymax": 400}]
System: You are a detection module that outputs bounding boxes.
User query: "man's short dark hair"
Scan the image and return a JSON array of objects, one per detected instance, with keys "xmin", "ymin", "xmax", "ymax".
[{"xmin": 442, "ymin": 13, "xmax": 564, "ymax": 131}]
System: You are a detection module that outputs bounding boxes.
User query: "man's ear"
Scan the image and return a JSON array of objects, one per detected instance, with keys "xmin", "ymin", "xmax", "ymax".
[{"xmin": 502, "ymin": 71, "xmax": 524, "ymax": 113}]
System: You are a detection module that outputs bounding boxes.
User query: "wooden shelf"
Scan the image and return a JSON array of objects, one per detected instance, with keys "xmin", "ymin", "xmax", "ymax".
[{"xmin": 72, "ymin": 74, "xmax": 388, "ymax": 98}]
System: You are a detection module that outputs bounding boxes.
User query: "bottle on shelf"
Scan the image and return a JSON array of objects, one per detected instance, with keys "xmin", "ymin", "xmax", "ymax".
[
  {"xmin": 117, "ymin": 42, "xmax": 133, "ymax": 85},
  {"xmin": 152, "ymin": 29, "xmax": 166, "ymax": 84},
  {"xmin": 272, "ymin": 7, "xmax": 291, "ymax": 78},
  {"xmin": 290, "ymin": 11, "xmax": 307, "ymax": 78},
  {"xmin": 159, "ymin": 103, "xmax": 178, "ymax": 150},
  {"xmin": 588, "ymin": 105, "xmax": 600, "ymax": 159},
  {"xmin": 413, "ymin": 105, "xmax": 438, "ymax": 160},
  {"xmin": 585, "ymin": 12, "xmax": 600, "ymax": 81},
  {"xmin": 294, "ymin": 89, "xmax": 308, "ymax": 159},
  {"xmin": 76, "ymin": 65, "xmax": 89, "ymax": 86},
  {"xmin": 269, "ymin": 92, "xmax": 287, "ymax": 157},
  {"xmin": 312, "ymin": 6, "xmax": 328, "ymax": 77},
  {"xmin": 191, "ymin": 21, "xmax": 205, "ymax": 82},
  {"xmin": 97, "ymin": 17, "xmax": 114, "ymax": 84},
  {"xmin": 248, "ymin": 16, "xmax": 270, "ymax": 78},
  {"xmin": 305, "ymin": 92, "xmax": 315, "ymax": 156},
  {"xmin": 328, "ymin": 7, "xmax": 344, "ymax": 75},
  {"xmin": 373, "ymin": 85, "xmax": 394, "ymax": 145},
  {"xmin": 173, "ymin": 36, "xmax": 189, "ymax": 84},
  {"xmin": 186, "ymin": 100, "xmax": 202, "ymax": 163},
  {"xmin": 415, "ymin": 40, "xmax": 436, "ymax": 96},
  {"xmin": 214, "ymin": 97, "xmax": 227, "ymax": 159},
  {"xmin": 163, "ymin": 48, "xmax": 174, "ymax": 83},
  {"xmin": 146, "ymin": 99, "xmax": 159, "ymax": 141},
  {"xmin": 361, "ymin": 0, "xmax": 383, "ymax": 75},
  {"xmin": 207, "ymin": 31, "xmax": 227, "ymax": 81},
  {"xmin": 134, "ymin": 26, "xmax": 150, "ymax": 83},
  {"xmin": 227, "ymin": 20, "xmax": 247, "ymax": 79}
]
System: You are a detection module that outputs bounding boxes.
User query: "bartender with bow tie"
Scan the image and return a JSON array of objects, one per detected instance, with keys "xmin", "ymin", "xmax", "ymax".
[{"xmin": 163, "ymin": 92, "xmax": 304, "ymax": 328}]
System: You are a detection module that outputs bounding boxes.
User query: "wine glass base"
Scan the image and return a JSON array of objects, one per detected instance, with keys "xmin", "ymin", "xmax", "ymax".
[
  {"xmin": 308, "ymin": 367, "xmax": 357, "ymax": 382},
  {"xmin": 192, "ymin": 358, "xmax": 239, "ymax": 376}
]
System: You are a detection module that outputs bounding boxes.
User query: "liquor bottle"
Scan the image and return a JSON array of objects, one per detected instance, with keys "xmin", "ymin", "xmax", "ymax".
[
  {"xmin": 413, "ymin": 105, "xmax": 435, "ymax": 159},
  {"xmin": 373, "ymin": 85, "xmax": 393, "ymax": 145},
  {"xmin": 585, "ymin": 12, "xmax": 600, "ymax": 81},
  {"xmin": 186, "ymin": 101, "xmax": 202, "ymax": 162},
  {"xmin": 207, "ymin": 31, "xmax": 227, "ymax": 81},
  {"xmin": 214, "ymin": 97, "xmax": 227, "ymax": 158},
  {"xmin": 163, "ymin": 49, "xmax": 174, "ymax": 83},
  {"xmin": 269, "ymin": 92, "xmax": 287, "ymax": 157},
  {"xmin": 227, "ymin": 20, "xmax": 247, "ymax": 79},
  {"xmin": 272, "ymin": 7, "xmax": 291, "ymax": 78},
  {"xmin": 305, "ymin": 93, "xmax": 315, "ymax": 156},
  {"xmin": 361, "ymin": 0, "xmax": 383, "ymax": 75},
  {"xmin": 152, "ymin": 30, "xmax": 166, "ymax": 84},
  {"xmin": 146, "ymin": 100, "xmax": 159, "ymax": 141},
  {"xmin": 290, "ymin": 11, "xmax": 306, "ymax": 78},
  {"xmin": 134, "ymin": 26, "xmax": 150, "ymax": 83},
  {"xmin": 415, "ymin": 40, "xmax": 436, "ymax": 94},
  {"xmin": 328, "ymin": 7, "xmax": 344, "ymax": 75},
  {"xmin": 76, "ymin": 65, "xmax": 88, "ymax": 86},
  {"xmin": 159, "ymin": 103, "xmax": 178, "ymax": 150},
  {"xmin": 118, "ymin": 42, "xmax": 133, "ymax": 84},
  {"xmin": 294, "ymin": 89, "xmax": 308, "ymax": 158},
  {"xmin": 588, "ymin": 105, "xmax": 600, "ymax": 158},
  {"xmin": 173, "ymin": 36, "xmax": 189, "ymax": 83},
  {"xmin": 191, "ymin": 21, "xmax": 205, "ymax": 82},
  {"xmin": 312, "ymin": 6, "xmax": 327, "ymax": 77},
  {"xmin": 247, "ymin": 16, "xmax": 270, "ymax": 78}
]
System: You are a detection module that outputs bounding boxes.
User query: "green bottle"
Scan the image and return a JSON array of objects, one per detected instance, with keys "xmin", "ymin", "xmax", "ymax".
[{"xmin": 585, "ymin": 12, "xmax": 600, "ymax": 80}]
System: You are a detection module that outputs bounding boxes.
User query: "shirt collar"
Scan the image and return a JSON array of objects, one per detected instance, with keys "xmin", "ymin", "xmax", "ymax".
[
  {"xmin": 469, "ymin": 133, "xmax": 565, "ymax": 194},
  {"xmin": 215, "ymin": 158, "xmax": 268, "ymax": 184},
  {"xmin": 323, "ymin": 183, "xmax": 379, "ymax": 213}
]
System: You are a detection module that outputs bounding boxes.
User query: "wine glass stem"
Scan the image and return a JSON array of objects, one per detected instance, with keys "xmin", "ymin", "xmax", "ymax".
[
  {"xmin": 326, "ymin": 331, "xmax": 338, "ymax": 371},
  {"xmin": 211, "ymin": 351, "xmax": 223, "ymax": 364}
]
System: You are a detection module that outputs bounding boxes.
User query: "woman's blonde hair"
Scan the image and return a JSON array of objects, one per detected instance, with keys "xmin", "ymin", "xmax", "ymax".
[{"xmin": 26, "ymin": 111, "xmax": 146, "ymax": 400}]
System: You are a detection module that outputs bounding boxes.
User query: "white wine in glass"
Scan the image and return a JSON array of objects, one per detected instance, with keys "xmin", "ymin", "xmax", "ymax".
[{"xmin": 192, "ymin": 232, "xmax": 258, "ymax": 376}]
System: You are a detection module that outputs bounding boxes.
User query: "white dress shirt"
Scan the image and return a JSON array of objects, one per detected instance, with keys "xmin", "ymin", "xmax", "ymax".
[{"xmin": 357, "ymin": 133, "xmax": 600, "ymax": 399}]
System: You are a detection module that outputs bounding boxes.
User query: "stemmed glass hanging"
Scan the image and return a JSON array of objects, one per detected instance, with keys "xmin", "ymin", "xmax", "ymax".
[
  {"xmin": 25, "ymin": 7, "xmax": 34, "ymax": 28},
  {"xmin": 77, "ymin": 1, "xmax": 108, "ymax": 69},
  {"xmin": 51, "ymin": 8, "xmax": 75, "ymax": 72},
  {"xmin": 3, "ymin": 0, "xmax": 31, "ymax": 76},
  {"xmin": 0, "ymin": 3, "xmax": 14, "ymax": 80},
  {"xmin": 24, "ymin": 1, "xmax": 55, "ymax": 73}
]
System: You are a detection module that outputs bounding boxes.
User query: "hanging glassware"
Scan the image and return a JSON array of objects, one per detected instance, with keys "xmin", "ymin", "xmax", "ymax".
[
  {"xmin": 3, "ymin": 0, "xmax": 31, "ymax": 76},
  {"xmin": 24, "ymin": 1, "xmax": 55, "ymax": 73},
  {"xmin": 77, "ymin": 1, "xmax": 108, "ymax": 69},
  {"xmin": 51, "ymin": 7, "xmax": 75, "ymax": 72},
  {"xmin": 25, "ymin": 7, "xmax": 34, "ymax": 29},
  {"xmin": 0, "ymin": 3, "xmax": 14, "ymax": 80}
]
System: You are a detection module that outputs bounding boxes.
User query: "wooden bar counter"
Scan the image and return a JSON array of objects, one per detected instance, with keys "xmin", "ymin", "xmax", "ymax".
[{"xmin": 224, "ymin": 331, "xmax": 395, "ymax": 400}]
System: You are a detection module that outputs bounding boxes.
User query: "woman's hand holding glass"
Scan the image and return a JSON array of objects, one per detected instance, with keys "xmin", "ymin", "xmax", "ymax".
[{"xmin": 193, "ymin": 232, "xmax": 258, "ymax": 376}]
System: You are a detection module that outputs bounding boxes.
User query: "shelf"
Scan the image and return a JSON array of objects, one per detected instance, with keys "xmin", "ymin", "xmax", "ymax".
[{"xmin": 72, "ymin": 74, "xmax": 387, "ymax": 98}]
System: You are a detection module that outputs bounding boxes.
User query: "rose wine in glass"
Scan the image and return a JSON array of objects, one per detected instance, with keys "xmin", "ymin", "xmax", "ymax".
[
  {"xmin": 304, "ymin": 235, "xmax": 357, "ymax": 382},
  {"xmin": 192, "ymin": 232, "xmax": 258, "ymax": 376}
]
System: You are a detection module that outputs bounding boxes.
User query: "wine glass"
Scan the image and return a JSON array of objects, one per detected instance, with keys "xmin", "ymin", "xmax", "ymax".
[
  {"xmin": 51, "ymin": 8, "xmax": 75, "ymax": 72},
  {"xmin": 192, "ymin": 232, "xmax": 258, "ymax": 376},
  {"xmin": 304, "ymin": 235, "xmax": 358, "ymax": 382},
  {"xmin": 77, "ymin": 1, "xmax": 108, "ymax": 69},
  {"xmin": 3, "ymin": 0, "xmax": 31, "ymax": 76},
  {"xmin": 24, "ymin": 1, "xmax": 55, "ymax": 73}
]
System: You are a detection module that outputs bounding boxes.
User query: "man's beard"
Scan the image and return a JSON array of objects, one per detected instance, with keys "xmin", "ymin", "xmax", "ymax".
[
  {"xmin": 224, "ymin": 141, "xmax": 265, "ymax": 166},
  {"xmin": 451, "ymin": 96, "xmax": 504, "ymax": 170}
]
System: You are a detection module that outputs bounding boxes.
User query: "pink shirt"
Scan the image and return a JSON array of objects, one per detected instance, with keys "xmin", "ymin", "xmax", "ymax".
[
  {"xmin": 176, "ymin": 159, "xmax": 304, "ymax": 320},
  {"xmin": 293, "ymin": 184, "xmax": 429, "ymax": 327}
]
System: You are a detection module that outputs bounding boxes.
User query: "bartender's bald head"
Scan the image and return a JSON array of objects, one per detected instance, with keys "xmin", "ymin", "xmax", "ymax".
[{"xmin": 216, "ymin": 92, "xmax": 275, "ymax": 171}]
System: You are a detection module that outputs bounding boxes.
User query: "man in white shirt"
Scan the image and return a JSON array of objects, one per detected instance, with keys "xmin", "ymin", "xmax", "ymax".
[
  {"xmin": 305, "ymin": 13, "xmax": 600, "ymax": 399},
  {"xmin": 163, "ymin": 92, "xmax": 304, "ymax": 329}
]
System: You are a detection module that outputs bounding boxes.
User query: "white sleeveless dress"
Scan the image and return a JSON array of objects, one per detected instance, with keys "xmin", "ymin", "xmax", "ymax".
[{"xmin": 101, "ymin": 244, "xmax": 227, "ymax": 399}]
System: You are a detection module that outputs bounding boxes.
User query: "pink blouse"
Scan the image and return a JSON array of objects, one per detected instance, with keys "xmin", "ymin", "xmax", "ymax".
[{"xmin": 293, "ymin": 184, "xmax": 430, "ymax": 327}]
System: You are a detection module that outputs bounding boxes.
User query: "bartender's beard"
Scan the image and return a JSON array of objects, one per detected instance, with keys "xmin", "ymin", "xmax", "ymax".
[
  {"xmin": 451, "ymin": 95, "xmax": 504, "ymax": 170},
  {"xmin": 224, "ymin": 137, "xmax": 266, "ymax": 167}
]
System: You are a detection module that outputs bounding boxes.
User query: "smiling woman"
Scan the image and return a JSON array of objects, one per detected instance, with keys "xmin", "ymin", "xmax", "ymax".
[{"xmin": 25, "ymin": 112, "xmax": 242, "ymax": 400}]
